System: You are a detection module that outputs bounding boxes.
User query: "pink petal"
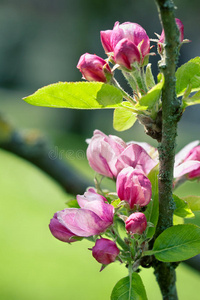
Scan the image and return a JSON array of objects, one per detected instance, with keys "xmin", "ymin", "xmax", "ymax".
[
  {"xmin": 174, "ymin": 160, "xmax": 200, "ymax": 178},
  {"xmin": 175, "ymin": 140, "xmax": 199, "ymax": 167},
  {"xmin": 116, "ymin": 144, "xmax": 157, "ymax": 175}
]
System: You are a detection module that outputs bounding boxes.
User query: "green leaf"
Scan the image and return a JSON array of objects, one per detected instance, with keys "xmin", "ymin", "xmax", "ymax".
[
  {"xmin": 113, "ymin": 107, "xmax": 137, "ymax": 131},
  {"xmin": 173, "ymin": 215, "xmax": 184, "ymax": 225},
  {"xmin": 182, "ymin": 195, "xmax": 200, "ymax": 211},
  {"xmin": 173, "ymin": 194, "xmax": 194, "ymax": 218},
  {"xmin": 145, "ymin": 63, "xmax": 155, "ymax": 89},
  {"xmin": 183, "ymin": 90, "xmax": 200, "ymax": 107},
  {"xmin": 145, "ymin": 165, "xmax": 159, "ymax": 238},
  {"xmin": 66, "ymin": 199, "xmax": 80, "ymax": 208},
  {"xmin": 176, "ymin": 57, "xmax": 200, "ymax": 97},
  {"xmin": 23, "ymin": 82, "xmax": 123, "ymax": 109},
  {"xmin": 111, "ymin": 273, "xmax": 148, "ymax": 300},
  {"xmin": 137, "ymin": 73, "xmax": 164, "ymax": 109},
  {"xmin": 144, "ymin": 224, "xmax": 200, "ymax": 262},
  {"xmin": 111, "ymin": 198, "xmax": 121, "ymax": 208}
]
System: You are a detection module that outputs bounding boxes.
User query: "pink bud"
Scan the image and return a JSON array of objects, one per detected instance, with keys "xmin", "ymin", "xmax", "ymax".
[
  {"xmin": 100, "ymin": 30, "xmax": 113, "ymax": 53},
  {"xmin": 86, "ymin": 130, "xmax": 127, "ymax": 178},
  {"xmin": 125, "ymin": 212, "xmax": 147, "ymax": 234},
  {"xmin": 159, "ymin": 18, "xmax": 184, "ymax": 44},
  {"xmin": 101, "ymin": 21, "xmax": 150, "ymax": 63},
  {"xmin": 49, "ymin": 213, "xmax": 77, "ymax": 243},
  {"xmin": 117, "ymin": 167, "xmax": 152, "ymax": 209},
  {"xmin": 114, "ymin": 38, "xmax": 141, "ymax": 69},
  {"xmin": 92, "ymin": 238, "xmax": 120, "ymax": 265},
  {"xmin": 77, "ymin": 53, "xmax": 112, "ymax": 82}
]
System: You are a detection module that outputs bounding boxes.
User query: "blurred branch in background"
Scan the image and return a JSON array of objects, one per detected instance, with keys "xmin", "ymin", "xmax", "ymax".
[{"xmin": 0, "ymin": 112, "xmax": 91, "ymax": 195}]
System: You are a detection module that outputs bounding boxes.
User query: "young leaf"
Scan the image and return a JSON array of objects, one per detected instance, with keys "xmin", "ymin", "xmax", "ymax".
[
  {"xmin": 145, "ymin": 63, "xmax": 155, "ymax": 89},
  {"xmin": 23, "ymin": 82, "xmax": 123, "ymax": 109},
  {"xmin": 176, "ymin": 57, "xmax": 200, "ymax": 97},
  {"xmin": 182, "ymin": 195, "xmax": 200, "ymax": 211},
  {"xmin": 173, "ymin": 194, "xmax": 194, "ymax": 218},
  {"xmin": 183, "ymin": 90, "xmax": 200, "ymax": 107},
  {"xmin": 145, "ymin": 164, "xmax": 159, "ymax": 238},
  {"xmin": 144, "ymin": 224, "xmax": 200, "ymax": 262},
  {"xmin": 137, "ymin": 73, "xmax": 164, "ymax": 109},
  {"xmin": 113, "ymin": 107, "xmax": 137, "ymax": 131},
  {"xmin": 111, "ymin": 273, "xmax": 148, "ymax": 300}
]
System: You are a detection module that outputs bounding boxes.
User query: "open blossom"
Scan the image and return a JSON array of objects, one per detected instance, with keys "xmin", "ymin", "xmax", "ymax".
[
  {"xmin": 77, "ymin": 53, "xmax": 112, "ymax": 82},
  {"xmin": 92, "ymin": 238, "xmax": 120, "ymax": 265},
  {"xmin": 174, "ymin": 141, "xmax": 200, "ymax": 179},
  {"xmin": 86, "ymin": 130, "xmax": 127, "ymax": 178},
  {"xmin": 125, "ymin": 212, "xmax": 147, "ymax": 234},
  {"xmin": 117, "ymin": 167, "xmax": 152, "ymax": 208},
  {"xmin": 115, "ymin": 143, "xmax": 157, "ymax": 175},
  {"xmin": 86, "ymin": 130, "xmax": 157, "ymax": 178},
  {"xmin": 49, "ymin": 189, "xmax": 114, "ymax": 242},
  {"xmin": 100, "ymin": 21, "xmax": 150, "ymax": 67}
]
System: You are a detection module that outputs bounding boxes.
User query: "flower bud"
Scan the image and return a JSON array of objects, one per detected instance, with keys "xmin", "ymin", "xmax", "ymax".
[
  {"xmin": 92, "ymin": 238, "xmax": 120, "ymax": 265},
  {"xmin": 125, "ymin": 212, "xmax": 147, "ymax": 234},
  {"xmin": 86, "ymin": 130, "xmax": 126, "ymax": 178},
  {"xmin": 158, "ymin": 18, "xmax": 184, "ymax": 53},
  {"xmin": 77, "ymin": 53, "xmax": 112, "ymax": 82},
  {"xmin": 114, "ymin": 38, "xmax": 141, "ymax": 70},
  {"xmin": 117, "ymin": 167, "xmax": 152, "ymax": 209},
  {"xmin": 49, "ymin": 213, "xmax": 77, "ymax": 243},
  {"xmin": 101, "ymin": 21, "xmax": 150, "ymax": 64}
]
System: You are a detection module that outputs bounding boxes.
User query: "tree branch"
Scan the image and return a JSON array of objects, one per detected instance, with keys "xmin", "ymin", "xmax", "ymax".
[
  {"xmin": 0, "ymin": 113, "xmax": 91, "ymax": 195},
  {"xmin": 153, "ymin": 0, "xmax": 182, "ymax": 299}
]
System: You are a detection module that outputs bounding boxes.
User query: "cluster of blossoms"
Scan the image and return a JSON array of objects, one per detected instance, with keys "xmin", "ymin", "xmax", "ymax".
[
  {"xmin": 49, "ymin": 129, "xmax": 200, "ymax": 268},
  {"xmin": 77, "ymin": 19, "xmax": 184, "ymax": 84},
  {"xmin": 49, "ymin": 20, "xmax": 200, "ymax": 270}
]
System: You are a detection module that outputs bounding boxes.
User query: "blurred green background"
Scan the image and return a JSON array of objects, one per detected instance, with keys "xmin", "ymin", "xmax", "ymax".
[{"xmin": 0, "ymin": 0, "xmax": 200, "ymax": 299}]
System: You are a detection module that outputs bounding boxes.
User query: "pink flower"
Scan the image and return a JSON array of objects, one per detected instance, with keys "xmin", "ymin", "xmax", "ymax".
[
  {"xmin": 158, "ymin": 18, "xmax": 184, "ymax": 53},
  {"xmin": 115, "ymin": 143, "xmax": 157, "ymax": 176},
  {"xmin": 86, "ymin": 130, "xmax": 127, "ymax": 178},
  {"xmin": 125, "ymin": 212, "xmax": 147, "ymax": 234},
  {"xmin": 101, "ymin": 21, "xmax": 150, "ymax": 66},
  {"xmin": 114, "ymin": 38, "xmax": 141, "ymax": 69},
  {"xmin": 49, "ymin": 213, "xmax": 78, "ymax": 243},
  {"xmin": 50, "ymin": 189, "xmax": 114, "ymax": 241},
  {"xmin": 86, "ymin": 130, "xmax": 157, "ymax": 178},
  {"xmin": 77, "ymin": 53, "xmax": 112, "ymax": 82},
  {"xmin": 117, "ymin": 167, "xmax": 152, "ymax": 209},
  {"xmin": 174, "ymin": 141, "xmax": 200, "ymax": 179},
  {"xmin": 92, "ymin": 238, "xmax": 120, "ymax": 265}
]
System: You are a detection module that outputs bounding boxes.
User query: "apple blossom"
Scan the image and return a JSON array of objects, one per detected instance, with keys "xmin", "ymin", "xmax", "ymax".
[
  {"xmin": 117, "ymin": 167, "xmax": 152, "ymax": 209},
  {"xmin": 174, "ymin": 141, "xmax": 200, "ymax": 179},
  {"xmin": 159, "ymin": 18, "xmax": 184, "ymax": 44},
  {"xmin": 49, "ymin": 189, "xmax": 114, "ymax": 240},
  {"xmin": 100, "ymin": 21, "xmax": 150, "ymax": 66},
  {"xmin": 86, "ymin": 129, "xmax": 126, "ymax": 178},
  {"xmin": 92, "ymin": 238, "xmax": 120, "ymax": 265},
  {"xmin": 77, "ymin": 53, "xmax": 112, "ymax": 82},
  {"xmin": 116, "ymin": 143, "xmax": 157, "ymax": 176},
  {"xmin": 125, "ymin": 212, "xmax": 147, "ymax": 234},
  {"xmin": 49, "ymin": 213, "xmax": 78, "ymax": 243}
]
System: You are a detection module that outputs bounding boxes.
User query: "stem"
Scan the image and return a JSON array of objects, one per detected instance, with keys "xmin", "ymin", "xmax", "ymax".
[{"xmin": 153, "ymin": 0, "xmax": 182, "ymax": 299}]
